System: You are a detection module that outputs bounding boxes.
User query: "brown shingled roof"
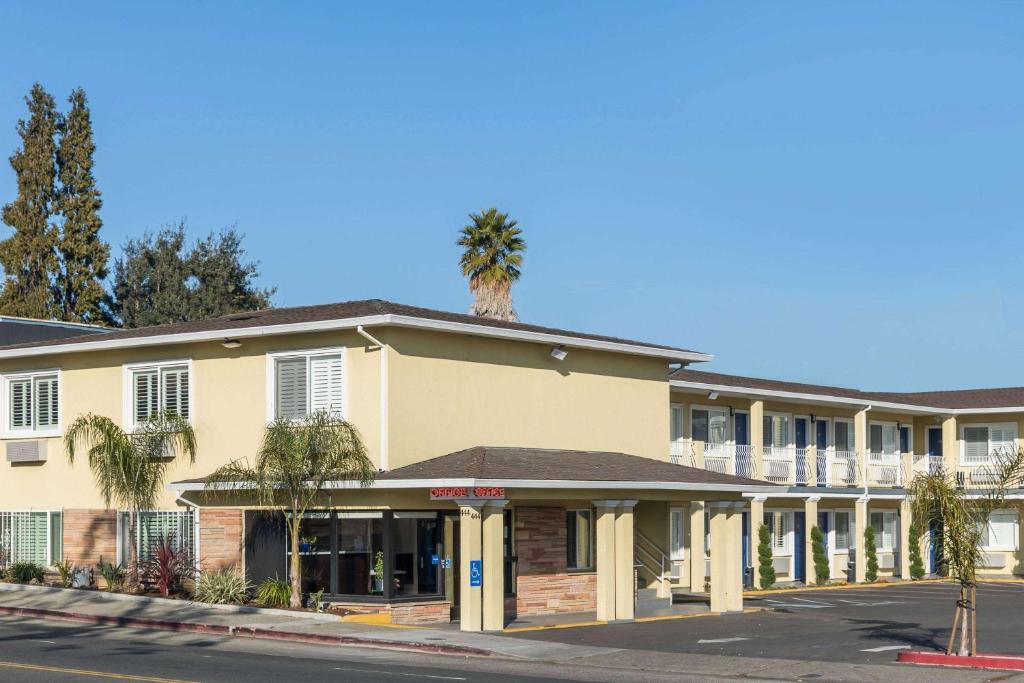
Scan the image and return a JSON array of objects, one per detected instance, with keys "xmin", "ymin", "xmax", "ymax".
[
  {"xmin": 671, "ymin": 368, "xmax": 1024, "ymax": 410},
  {"xmin": 0, "ymin": 299, "xmax": 702, "ymax": 356}
]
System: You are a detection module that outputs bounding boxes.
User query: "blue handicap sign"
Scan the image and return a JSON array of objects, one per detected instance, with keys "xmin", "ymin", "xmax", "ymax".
[
  {"xmin": 469, "ymin": 560, "xmax": 482, "ymax": 587},
  {"xmin": 431, "ymin": 554, "xmax": 439, "ymax": 566}
]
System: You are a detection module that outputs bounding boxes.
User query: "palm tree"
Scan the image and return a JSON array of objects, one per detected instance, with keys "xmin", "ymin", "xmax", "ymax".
[
  {"xmin": 65, "ymin": 411, "xmax": 197, "ymax": 582},
  {"xmin": 205, "ymin": 411, "xmax": 375, "ymax": 608},
  {"xmin": 457, "ymin": 207, "xmax": 526, "ymax": 321},
  {"xmin": 907, "ymin": 447, "xmax": 1024, "ymax": 656}
]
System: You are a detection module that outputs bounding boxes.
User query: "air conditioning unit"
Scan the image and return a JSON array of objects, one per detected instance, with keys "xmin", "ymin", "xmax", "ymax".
[
  {"xmin": 772, "ymin": 557, "xmax": 790, "ymax": 575},
  {"xmin": 879, "ymin": 554, "xmax": 895, "ymax": 570},
  {"xmin": 980, "ymin": 552, "xmax": 1004, "ymax": 568},
  {"xmin": 6, "ymin": 441, "xmax": 45, "ymax": 463}
]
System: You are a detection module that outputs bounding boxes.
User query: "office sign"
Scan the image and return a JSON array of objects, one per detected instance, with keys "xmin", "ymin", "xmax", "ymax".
[
  {"xmin": 469, "ymin": 560, "xmax": 482, "ymax": 587},
  {"xmin": 430, "ymin": 486, "xmax": 506, "ymax": 500}
]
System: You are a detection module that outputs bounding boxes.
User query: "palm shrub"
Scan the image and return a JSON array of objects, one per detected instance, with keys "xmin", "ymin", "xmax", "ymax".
[
  {"xmin": 256, "ymin": 577, "xmax": 291, "ymax": 608},
  {"xmin": 195, "ymin": 568, "xmax": 251, "ymax": 604},
  {"xmin": 97, "ymin": 557, "xmax": 124, "ymax": 591},
  {"xmin": 141, "ymin": 534, "xmax": 194, "ymax": 596},
  {"xmin": 6, "ymin": 561, "xmax": 44, "ymax": 584},
  {"xmin": 64, "ymin": 411, "xmax": 196, "ymax": 584},
  {"xmin": 908, "ymin": 521, "xmax": 926, "ymax": 580},
  {"xmin": 811, "ymin": 526, "xmax": 829, "ymax": 585},
  {"xmin": 54, "ymin": 558, "xmax": 75, "ymax": 588},
  {"xmin": 757, "ymin": 523, "xmax": 775, "ymax": 589},
  {"xmin": 864, "ymin": 525, "xmax": 879, "ymax": 582},
  {"xmin": 206, "ymin": 410, "xmax": 374, "ymax": 608}
]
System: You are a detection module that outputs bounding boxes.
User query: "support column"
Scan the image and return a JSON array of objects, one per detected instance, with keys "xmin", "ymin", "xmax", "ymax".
[
  {"xmin": 750, "ymin": 496, "xmax": 765, "ymax": 588},
  {"xmin": 458, "ymin": 502, "xmax": 484, "ymax": 632},
  {"xmin": 594, "ymin": 501, "xmax": 619, "ymax": 621},
  {"xmin": 899, "ymin": 498, "xmax": 912, "ymax": 580},
  {"xmin": 942, "ymin": 416, "xmax": 958, "ymax": 474},
  {"xmin": 751, "ymin": 400, "xmax": 765, "ymax": 479},
  {"xmin": 854, "ymin": 496, "xmax": 868, "ymax": 583},
  {"xmin": 727, "ymin": 503, "xmax": 745, "ymax": 611},
  {"xmin": 614, "ymin": 501, "xmax": 637, "ymax": 622},
  {"xmin": 805, "ymin": 496, "xmax": 820, "ymax": 585},
  {"xmin": 689, "ymin": 501, "xmax": 706, "ymax": 592},
  {"xmin": 855, "ymin": 409, "xmax": 870, "ymax": 487},
  {"xmin": 1018, "ymin": 503, "xmax": 1024, "ymax": 578},
  {"xmin": 807, "ymin": 444, "xmax": 819, "ymax": 487},
  {"xmin": 482, "ymin": 502, "xmax": 507, "ymax": 631}
]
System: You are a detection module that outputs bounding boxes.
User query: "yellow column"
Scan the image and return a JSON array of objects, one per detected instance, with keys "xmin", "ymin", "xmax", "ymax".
[
  {"xmin": 614, "ymin": 501, "xmax": 637, "ymax": 621},
  {"xmin": 726, "ymin": 503, "xmax": 744, "ymax": 611},
  {"xmin": 1018, "ymin": 503, "xmax": 1024, "ymax": 578},
  {"xmin": 692, "ymin": 440, "xmax": 705, "ymax": 470},
  {"xmin": 854, "ymin": 497, "xmax": 868, "ymax": 583},
  {"xmin": 458, "ymin": 502, "xmax": 484, "ymax": 632},
  {"xmin": 942, "ymin": 416, "xmax": 958, "ymax": 474},
  {"xmin": 807, "ymin": 443, "xmax": 819, "ymax": 487},
  {"xmin": 751, "ymin": 400, "xmax": 765, "ymax": 479},
  {"xmin": 594, "ymin": 501, "xmax": 618, "ymax": 621},
  {"xmin": 750, "ymin": 496, "xmax": 765, "ymax": 588},
  {"xmin": 855, "ymin": 409, "xmax": 869, "ymax": 487},
  {"xmin": 805, "ymin": 496, "xmax": 820, "ymax": 585},
  {"xmin": 482, "ymin": 502, "xmax": 506, "ymax": 631},
  {"xmin": 899, "ymin": 499, "xmax": 912, "ymax": 580},
  {"xmin": 689, "ymin": 501, "xmax": 706, "ymax": 592},
  {"xmin": 709, "ymin": 502, "xmax": 729, "ymax": 612}
]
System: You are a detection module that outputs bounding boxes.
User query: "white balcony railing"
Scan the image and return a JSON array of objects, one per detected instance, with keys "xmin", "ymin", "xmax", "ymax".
[
  {"xmin": 795, "ymin": 448, "xmax": 810, "ymax": 486},
  {"xmin": 763, "ymin": 446, "xmax": 795, "ymax": 484},
  {"xmin": 830, "ymin": 450, "xmax": 859, "ymax": 486},
  {"xmin": 703, "ymin": 442, "xmax": 733, "ymax": 475},
  {"xmin": 734, "ymin": 444, "xmax": 756, "ymax": 479},
  {"xmin": 867, "ymin": 452, "xmax": 902, "ymax": 487},
  {"xmin": 669, "ymin": 439, "xmax": 693, "ymax": 467}
]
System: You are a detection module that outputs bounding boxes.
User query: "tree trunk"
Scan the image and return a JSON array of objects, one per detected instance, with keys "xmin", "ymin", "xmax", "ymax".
[
  {"xmin": 289, "ymin": 516, "xmax": 302, "ymax": 609},
  {"xmin": 958, "ymin": 584, "xmax": 969, "ymax": 656},
  {"xmin": 129, "ymin": 510, "xmax": 139, "ymax": 588}
]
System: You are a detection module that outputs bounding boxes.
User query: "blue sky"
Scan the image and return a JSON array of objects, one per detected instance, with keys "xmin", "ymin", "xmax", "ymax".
[{"xmin": 1, "ymin": 2, "xmax": 1022, "ymax": 390}]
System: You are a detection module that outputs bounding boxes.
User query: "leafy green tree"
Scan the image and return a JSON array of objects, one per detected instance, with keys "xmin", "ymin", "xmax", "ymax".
[
  {"xmin": 111, "ymin": 223, "xmax": 273, "ymax": 328},
  {"xmin": 54, "ymin": 88, "xmax": 112, "ymax": 324},
  {"xmin": 757, "ymin": 523, "xmax": 775, "ymax": 589},
  {"xmin": 811, "ymin": 526, "xmax": 829, "ymax": 585},
  {"xmin": 0, "ymin": 83, "xmax": 59, "ymax": 318},
  {"xmin": 908, "ymin": 521, "xmax": 925, "ymax": 580},
  {"xmin": 864, "ymin": 525, "xmax": 879, "ymax": 582},
  {"xmin": 457, "ymin": 207, "xmax": 525, "ymax": 321},
  {"xmin": 206, "ymin": 411, "xmax": 375, "ymax": 608},
  {"xmin": 908, "ymin": 448, "xmax": 1024, "ymax": 656},
  {"xmin": 64, "ymin": 411, "xmax": 197, "ymax": 582}
]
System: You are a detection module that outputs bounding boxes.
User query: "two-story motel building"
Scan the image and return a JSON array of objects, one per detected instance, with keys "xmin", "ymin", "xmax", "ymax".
[{"xmin": 0, "ymin": 299, "xmax": 1020, "ymax": 631}]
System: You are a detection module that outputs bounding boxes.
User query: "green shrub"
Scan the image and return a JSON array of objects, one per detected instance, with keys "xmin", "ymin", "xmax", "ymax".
[
  {"xmin": 6, "ymin": 561, "xmax": 44, "ymax": 584},
  {"xmin": 864, "ymin": 525, "xmax": 879, "ymax": 582},
  {"xmin": 255, "ymin": 577, "xmax": 291, "ymax": 608},
  {"xmin": 195, "ymin": 568, "xmax": 251, "ymax": 604},
  {"xmin": 97, "ymin": 557, "xmax": 125, "ymax": 591},
  {"xmin": 757, "ymin": 523, "xmax": 776, "ymax": 589},
  {"xmin": 54, "ymin": 558, "xmax": 75, "ymax": 588},
  {"xmin": 811, "ymin": 526, "xmax": 829, "ymax": 585},
  {"xmin": 908, "ymin": 522, "xmax": 925, "ymax": 580}
]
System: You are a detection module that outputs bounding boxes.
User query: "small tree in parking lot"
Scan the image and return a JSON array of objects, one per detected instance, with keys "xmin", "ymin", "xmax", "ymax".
[
  {"xmin": 757, "ymin": 523, "xmax": 775, "ymax": 588},
  {"xmin": 908, "ymin": 521, "xmax": 926, "ymax": 580},
  {"xmin": 811, "ymin": 526, "xmax": 829, "ymax": 585},
  {"xmin": 864, "ymin": 525, "xmax": 879, "ymax": 582}
]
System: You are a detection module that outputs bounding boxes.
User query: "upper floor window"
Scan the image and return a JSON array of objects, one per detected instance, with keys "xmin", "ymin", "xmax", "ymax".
[
  {"xmin": 763, "ymin": 414, "xmax": 790, "ymax": 449},
  {"xmin": 834, "ymin": 420, "xmax": 855, "ymax": 452},
  {"xmin": 962, "ymin": 423, "xmax": 1018, "ymax": 465},
  {"xmin": 869, "ymin": 423, "xmax": 898, "ymax": 454},
  {"xmin": 125, "ymin": 361, "xmax": 191, "ymax": 427},
  {"xmin": 3, "ymin": 370, "xmax": 59, "ymax": 436},
  {"xmin": 269, "ymin": 349, "xmax": 344, "ymax": 421}
]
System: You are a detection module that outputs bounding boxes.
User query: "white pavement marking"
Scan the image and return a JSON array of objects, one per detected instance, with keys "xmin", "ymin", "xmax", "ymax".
[
  {"xmin": 861, "ymin": 645, "xmax": 911, "ymax": 652},
  {"xmin": 333, "ymin": 668, "xmax": 467, "ymax": 681},
  {"xmin": 793, "ymin": 597, "xmax": 834, "ymax": 605},
  {"xmin": 698, "ymin": 637, "xmax": 751, "ymax": 644},
  {"xmin": 35, "ymin": 640, "xmax": 55, "ymax": 644},
  {"xmin": 764, "ymin": 600, "xmax": 829, "ymax": 609}
]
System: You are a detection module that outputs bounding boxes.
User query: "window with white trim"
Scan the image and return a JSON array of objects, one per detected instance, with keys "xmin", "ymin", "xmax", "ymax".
[
  {"xmin": 962, "ymin": 423, "xmax": 1018, "ymax": 465},
  {"xmin": 670, "ymin": 507, "xmax": 686, "ymax": 561},
  {"xmin": 979, "ymin": 509, "xmax": 1018, "ymax": 552},
  {"xmin": 869, "ymin": 423, "xmax": 898, "ymax": 454},
  {"xmin": 126, "ymin": 362, "xmax": 190, "ymax": 426},
  {"xmin": 4, "ymin": 371, "xmax": 59, "ymax": 436},
  {"xmin": 670, "ymin": 404, "xmax": 684, "ymax": 442},
  {"xmin": 762, "ymin": 415, "xmax": 791, "ymax": 448},
  {"xmin": 834, "ymin": 420, "xmax": 854, "ymax": 451},
  {"xmin": 271, "ymin": 350, "xmax": 344, "ymax": 420},
  {"xmin": 764, "ymin": 511, "xmax": 791, "ymax": 555},
  {"xmin": 834, "ymin": 511, "xmax": 853, "ymax": 551},
  {"xmin": 0, "ymin": 511, "xmax": 62, "ymax": 566},
  {"xmin": 870, "ymin": 511, "xmax": 897, "ymax": 552},
  {"xmin": 117, "ymin": 510, "xmax": 196, "ymax": 564},
  {"xmin": 565, "ymin": 509, "xmax": 593, "ymax": 570}
]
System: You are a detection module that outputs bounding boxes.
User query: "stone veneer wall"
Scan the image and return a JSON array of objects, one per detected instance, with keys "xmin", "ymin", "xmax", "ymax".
[
  {"xmin": 390, "ymin": 601, "xmax": 452, "ymax": 625},
  {"xmin": 514, "ymin": 506, "xmax": 597, "ymax": 616},
  {"xmin": 199, "ymin": 508, "xmax": 243, "ymax": 570},
  {"xmin": 63, "ymin": 509, "xmax": 117, "ymax": 570}
]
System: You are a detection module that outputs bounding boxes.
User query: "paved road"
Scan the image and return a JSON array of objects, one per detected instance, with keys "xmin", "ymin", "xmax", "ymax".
[{"xmin": 505, "ymin": 581, "xmax": 1024, "ymax": 666}]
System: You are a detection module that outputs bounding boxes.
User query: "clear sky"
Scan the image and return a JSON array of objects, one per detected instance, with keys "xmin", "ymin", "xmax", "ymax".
[{"xmin": 1, "ymin": 2, "xmax": 1022, "ymax": 391}]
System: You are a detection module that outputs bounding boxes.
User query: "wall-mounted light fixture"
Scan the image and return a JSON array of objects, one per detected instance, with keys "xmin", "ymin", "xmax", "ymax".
[
  {"xmin": 708, "ymin": 391, "xmax": 719, "ymax": 400},
  {"xmin": 222, "ymin": 338, "xmax": 242, "ymax": 349},
  {"xmin": 810, "ymin": 414, "xmax": 816, "ymax": 424},
  {"xmin": 550, "ymin": 346, "xmax": 568, "ymax": 361}
]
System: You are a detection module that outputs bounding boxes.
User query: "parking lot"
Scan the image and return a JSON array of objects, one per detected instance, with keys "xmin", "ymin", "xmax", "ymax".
[{"xmin": 504, "ymin": 581, "xmax": 1024, "ymax": 665}]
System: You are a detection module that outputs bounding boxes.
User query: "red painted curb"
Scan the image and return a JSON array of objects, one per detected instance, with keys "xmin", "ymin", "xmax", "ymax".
[
  {"xmin": 899, "ymin": 651, "xmax": 1024, "ymax": 671},
  {"xmin": 0, "ymin": 605, "xmax": 492, "ymax": 658}
]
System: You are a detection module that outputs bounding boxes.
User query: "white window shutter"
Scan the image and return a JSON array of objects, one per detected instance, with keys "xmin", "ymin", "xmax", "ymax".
[
  {"xmin": 275, "ymin": 357, "xmax": 308, "ymax": 420},
  {"xmin": 9, "ymin": 379, "xmax": 31, "ymax": 430},
  {"xmin": 963, "ymin": 427, "xmax": 988, "ymax": 464},
  {"xmin": 161, "ymin": 366, "xmax": 189, "ymax": 419},
  {"xmin": 134, "ymin": 370, "xmax": 159, "ymax": 424},
  {"xmin": 991, "ymin": 424, "xmax": 1018, "ymax": 454},
  {"xmin": 310, "ymin": 354, "xmax": 343, "ymax": 416},
  {"xmin": 884, "ymin": 513, "xmax": 896, "ymax": 550},
  {"xmin": 34, "ymin": 376, "xmax": 58, "ymax": 428}
]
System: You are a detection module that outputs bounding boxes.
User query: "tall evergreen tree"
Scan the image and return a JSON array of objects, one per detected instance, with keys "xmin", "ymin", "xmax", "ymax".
[
  {"xmin": 0, "ymin": 83, "xmax": 60, "ymax": 318},
  {"xmin": 111, "ymin": 222, "xmax": 273, "ymax": 328},
  {"xmin": 54, "ymin": 88, "xmax": 111, "ymax": 324}
]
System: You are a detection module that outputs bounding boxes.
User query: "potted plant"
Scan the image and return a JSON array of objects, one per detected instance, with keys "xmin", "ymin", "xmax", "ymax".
[
  {"xmin": 371, "ymin": 550, "xmax": 385, "ymax": 594},
  {"xmin": 299, "ymin": 535, "xmax": 317, "ymax": 554}
]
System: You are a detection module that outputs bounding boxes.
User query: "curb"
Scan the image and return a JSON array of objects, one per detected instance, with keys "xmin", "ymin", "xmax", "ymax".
[
  {"xmin": 0, "ymin": 605, "xmax": 492, "ymax": 658},
  {"xmin": 745, "ymin": 578, "xmax": 952, "ymax": 597},
  {"xmin": 898, "ymin": 651, "xmax": 1024, "ymax": 671}
]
